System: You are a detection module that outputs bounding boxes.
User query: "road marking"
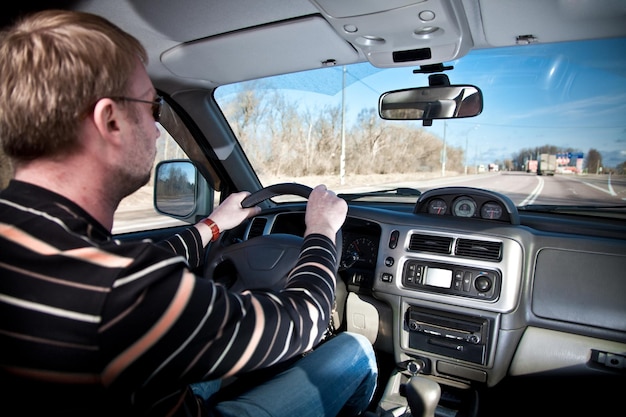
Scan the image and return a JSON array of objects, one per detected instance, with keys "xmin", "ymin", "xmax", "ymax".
[
  {"xmin": 520, "ymin": 176, "xmax": 543, "ymax": 206},
  {"xmin": 582, "ymin": 173, "xmax": 617, "ymax": 196}
]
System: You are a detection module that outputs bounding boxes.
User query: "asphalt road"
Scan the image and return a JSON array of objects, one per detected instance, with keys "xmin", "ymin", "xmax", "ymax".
[
  {"xmin": 112, "ymin": 172, "xmax": 626, "ymax": 234},
  {"xmin": 457, "ymin": 172, "xmax": 624, "ymax": 206},
  {"xmin": 396, "ymin": 172, "xmax": 626, "ymax": 206}
]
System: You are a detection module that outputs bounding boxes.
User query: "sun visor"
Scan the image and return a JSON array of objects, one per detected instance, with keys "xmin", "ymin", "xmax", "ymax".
[
  {"xmin": 161, "ymin": 16, "xmax": 359, "ymax": 85},
  {"xmin": 479, "ymin": 0, "xmax": 626, "ymax": 46}
]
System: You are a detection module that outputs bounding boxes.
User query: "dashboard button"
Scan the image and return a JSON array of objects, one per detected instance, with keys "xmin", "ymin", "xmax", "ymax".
[
  {"xmin": 389, "ymin": 230, "xmax": 399, "ymax": 248},
  {"xmin": 463, "ymin": 271, "xmax": 472, "ymax": 292}
]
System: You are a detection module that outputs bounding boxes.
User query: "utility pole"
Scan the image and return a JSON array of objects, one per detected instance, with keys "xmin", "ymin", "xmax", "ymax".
[
  {"xmin": 441, "ymin": 122, "xmax": 447, "ymax": 176},
  {"xmin": 465, "ymin": 124, "xmax": 479, "ymax": 175},
  {"xmin": 340, "ymin": 66, "xmax": 346, "ymax": 185}
]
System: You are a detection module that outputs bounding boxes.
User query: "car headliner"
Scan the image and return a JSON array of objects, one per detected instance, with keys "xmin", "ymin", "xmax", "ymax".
[{"xmin": 46, "ymin": 0, "xmax": 626, "ymax": 93}]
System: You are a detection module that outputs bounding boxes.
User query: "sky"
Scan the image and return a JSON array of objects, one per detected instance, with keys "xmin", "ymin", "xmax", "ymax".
[{"xmin": 216, "ymin": 37, "xmax": 626, "ymax": 168}]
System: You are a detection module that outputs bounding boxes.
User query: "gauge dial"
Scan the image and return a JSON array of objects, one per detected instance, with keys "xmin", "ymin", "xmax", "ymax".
[
  {"xmin": 427, "ymin": 198, "xmax": 448, "ymax": 215},
  {"xmin": 345, "ymin": 237, "xmax": 377, "ymax": 266},
  {"xmin": 481, "ymin": 202, "xmax": 503, "ymax": 220},
  {"xmin": 453, "ymin": 197, "xmax": 477, "ymax": 217}
]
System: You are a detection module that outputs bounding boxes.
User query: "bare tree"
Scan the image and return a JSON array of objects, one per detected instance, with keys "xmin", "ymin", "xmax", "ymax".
[
  {"xmin": 310, "ymin": 104, "xmax": 342, "ymax": 175},
  {"xmin": 265, "ymin": 91, "xmax": 307, "ymax": 176},
  {"xmin": 221, "ymin": 81, "xmax": 271, "ymax": 168},
  {"xmin": 218, "ymin": 89, "xmax": 470, "ymax": 179},
  {"xmin": 355, "ymin": 108, "xmax": 389, "ymax": 159},
  {"xmin": 586, "ymin": 148, "xmax": 603, "ymax": 174}
]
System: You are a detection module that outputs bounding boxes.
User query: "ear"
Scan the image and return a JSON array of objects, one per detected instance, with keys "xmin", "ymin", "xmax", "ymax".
[{"xmin": 92, "ymin": 98, "xmax": 123, "ymax": 144}]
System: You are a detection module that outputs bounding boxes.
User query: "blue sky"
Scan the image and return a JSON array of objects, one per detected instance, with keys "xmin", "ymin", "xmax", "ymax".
[{"xmin": 216, "ymin": 37, "xmax": 626, "ymax": 168}]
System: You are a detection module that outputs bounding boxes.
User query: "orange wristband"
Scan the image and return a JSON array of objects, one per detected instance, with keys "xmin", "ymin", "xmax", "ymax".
[{"xmin": 202, "ymin": 218, "xmax": 220, "ymax": 242}]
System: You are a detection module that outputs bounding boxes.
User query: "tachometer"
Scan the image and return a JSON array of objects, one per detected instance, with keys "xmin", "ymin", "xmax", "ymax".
[
  {"xmin": 345, "ymin": 237, "xmax": 378, "ymax": 266},
  {"xmin": 453, "ymin": 197, "xmax": 477, "ymax": 217}
]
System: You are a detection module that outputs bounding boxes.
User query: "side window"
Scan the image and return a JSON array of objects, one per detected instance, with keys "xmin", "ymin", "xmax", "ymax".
[
  {"xmin": 0, "ymin": 99, "xmax": 214, "ymax": 235},
  {"xmin": 0, "ymin": 139, "xmax": 167, "ymax": 222},
  {"xmin": 113, "ymin": 101, "xmax": 219, "ymax": 234},
  {"xmin": 112, "ymin": 127, "xmax": 188, "ymax": 234}
]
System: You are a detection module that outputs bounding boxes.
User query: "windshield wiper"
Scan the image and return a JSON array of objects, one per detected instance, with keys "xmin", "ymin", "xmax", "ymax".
[{"xmin": 338, "ymin": 187, "xmax": 421, "ymax": 202}]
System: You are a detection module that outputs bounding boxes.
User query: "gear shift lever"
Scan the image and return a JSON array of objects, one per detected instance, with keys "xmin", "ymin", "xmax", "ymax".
[{"xmin": 404, "ymin": 360, "xmax": 441, "ymax": 417}]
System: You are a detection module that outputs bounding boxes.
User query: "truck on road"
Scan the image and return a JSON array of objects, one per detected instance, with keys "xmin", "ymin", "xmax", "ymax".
[{"xmin": 537, "ymin": 153, "xmax": 556, "ymax": 176}]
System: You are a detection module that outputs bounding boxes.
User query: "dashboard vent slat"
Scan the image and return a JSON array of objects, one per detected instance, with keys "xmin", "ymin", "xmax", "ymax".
[
  {"xmin": 408, "ymin": 234, "xmax": 453, "ymax": 255},
  {"xmin": 247, "ymin": 217, "xmax": 267, "ymax": 239},
  {"xmin": 455, "ymin": 239, "xmax": 502, "ymax": 261}
]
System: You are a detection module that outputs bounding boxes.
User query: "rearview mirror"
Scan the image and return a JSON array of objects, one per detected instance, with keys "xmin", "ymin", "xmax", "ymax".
[{"xmin": 379, "ymin": 85, "xmax": 483, "ymax": 122}]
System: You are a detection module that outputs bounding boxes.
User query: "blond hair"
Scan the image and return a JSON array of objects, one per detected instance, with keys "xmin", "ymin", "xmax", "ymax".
[{"xmin": 0, "ymin": 10, "xmax": 147, "ymax": 162}]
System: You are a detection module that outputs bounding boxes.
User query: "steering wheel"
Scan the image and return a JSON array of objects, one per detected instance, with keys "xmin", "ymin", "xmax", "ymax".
[{"xmin": 204, "ymin": 183, "xmax": 343, "ymax": 293}]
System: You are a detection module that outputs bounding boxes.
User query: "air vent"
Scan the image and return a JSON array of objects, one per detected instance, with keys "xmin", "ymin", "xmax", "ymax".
[
  {"xmin": 455, "ymin": 239, "xmax": 502, "ymax": 261},
  {"xmin": 408, "ymin": 234, "xmax": 453, "ymax": 255},
  {"xmin": 247, "ymin": 217, "xmax": 267, "ymax": 239}
]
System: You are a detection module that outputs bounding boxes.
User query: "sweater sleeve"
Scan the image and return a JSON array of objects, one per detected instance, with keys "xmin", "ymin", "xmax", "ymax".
[
  {"xmin": 156, "ymin": 226, "xmax": 205, "ymax": 269},
  {"xmin": 99, "ymin": 233, "xmax": 338, "ymax": 412}
]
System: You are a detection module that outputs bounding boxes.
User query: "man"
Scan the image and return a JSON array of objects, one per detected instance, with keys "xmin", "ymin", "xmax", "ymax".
[{"xmin": 0, "ymin": 9, "xmax": 377, "ymax": 416}]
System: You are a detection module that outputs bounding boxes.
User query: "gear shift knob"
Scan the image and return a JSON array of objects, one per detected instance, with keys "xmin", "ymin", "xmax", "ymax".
[{"xmin": 405, "ymin": 376, "xmax": 441, "ymax": 417}]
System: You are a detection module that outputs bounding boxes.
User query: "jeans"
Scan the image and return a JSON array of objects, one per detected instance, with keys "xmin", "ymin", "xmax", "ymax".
[{"xmin": 191, "ymin": 332, "xmax": 378, "ymax": 417}]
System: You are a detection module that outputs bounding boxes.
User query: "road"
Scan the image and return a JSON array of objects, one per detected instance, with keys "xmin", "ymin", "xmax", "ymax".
[
  {"xmin": 113, "ymin": 172, "xmax": 626, "ymax": 234},
  {"xmin": 398, "ymin": 172, "xmax": 626, "ymax": 206}
]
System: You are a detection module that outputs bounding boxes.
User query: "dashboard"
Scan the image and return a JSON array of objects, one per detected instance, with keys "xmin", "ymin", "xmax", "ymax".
[{"xmin": 238, "ymin": 187, "xmax": 626, "ymax": 391}]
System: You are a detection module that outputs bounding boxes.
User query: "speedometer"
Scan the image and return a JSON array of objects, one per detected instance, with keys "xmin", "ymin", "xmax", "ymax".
[{"xmin": 452, "ymin": 197, "xmax": 477, "ymax": 217}]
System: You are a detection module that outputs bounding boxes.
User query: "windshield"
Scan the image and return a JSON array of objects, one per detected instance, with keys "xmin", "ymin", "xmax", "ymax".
[{"xmin": 214, "ymin": 37, "xmax": 626, "ymax": 212}]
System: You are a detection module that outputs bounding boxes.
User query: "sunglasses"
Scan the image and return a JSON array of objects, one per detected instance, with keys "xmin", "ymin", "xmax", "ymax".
[{"xmin": 109, "ymin": 95, "xmax": 164, "ymax": 122}]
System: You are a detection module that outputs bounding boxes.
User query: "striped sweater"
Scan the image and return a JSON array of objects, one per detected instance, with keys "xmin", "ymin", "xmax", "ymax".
[{"xmin": 0, "ymin": 180, "xmax": 337, "ymax": 416}]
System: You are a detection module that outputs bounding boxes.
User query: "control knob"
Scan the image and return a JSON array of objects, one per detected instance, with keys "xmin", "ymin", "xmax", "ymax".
[{"xmin": 474, "ymin": 274, "xmax": 492, "ymax": 292}]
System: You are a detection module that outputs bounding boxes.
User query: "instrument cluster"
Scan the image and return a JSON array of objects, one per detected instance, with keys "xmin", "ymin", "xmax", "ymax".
[
  {"xmin": 414, "ymin": 187, "xmax": 519, "ymax": 224},
  {"xmin": 340, "ymin": 218, "xmax": 382, "ymax": 288},
  {"xmin": 427, "ymin": 196, "xmax": 504, "ymax": 220}
]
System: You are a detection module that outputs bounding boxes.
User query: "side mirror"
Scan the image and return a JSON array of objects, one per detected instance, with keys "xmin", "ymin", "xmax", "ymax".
[
  {"xmin": 379, "ymin": 85, "xmax": 483, "ymax": 123},
  {"xmin": 154, "ymin": 160, "xmax": 213, "ymax": 222}
]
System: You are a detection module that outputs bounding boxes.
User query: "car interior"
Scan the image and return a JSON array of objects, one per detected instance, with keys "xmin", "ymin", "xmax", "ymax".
[{"xmin": 3, "ymin": 1, "xmax": 625, "ymax": 416}]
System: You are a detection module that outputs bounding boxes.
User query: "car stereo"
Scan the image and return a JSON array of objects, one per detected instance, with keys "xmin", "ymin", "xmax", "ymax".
[
  {"xmin": 405, "ymin": 306, "xmax": 492, "ymax": 365},
  {"xmin": 402, "ymin": 259, "xmax": 500, "ymax": 301}
]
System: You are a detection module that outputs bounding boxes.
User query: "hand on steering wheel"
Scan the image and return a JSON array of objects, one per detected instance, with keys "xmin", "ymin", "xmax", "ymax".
[{"xmin": 204, "ymin": 183, "xmax": 343, "ymax": 292}]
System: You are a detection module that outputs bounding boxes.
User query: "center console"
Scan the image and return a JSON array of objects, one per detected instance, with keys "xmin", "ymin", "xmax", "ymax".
[
  {"xmin": 342, "ymin": 214, "xmax": 525, "ymax": 416},
  {"xmin": 405, "ymin": 306, "xmax": 492, "ymax": 365}
]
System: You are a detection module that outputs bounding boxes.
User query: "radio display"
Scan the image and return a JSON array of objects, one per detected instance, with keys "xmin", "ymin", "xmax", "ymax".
[{"xmin": 424, "ymin": 267, "xmax": 452, "ymax": 288}]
